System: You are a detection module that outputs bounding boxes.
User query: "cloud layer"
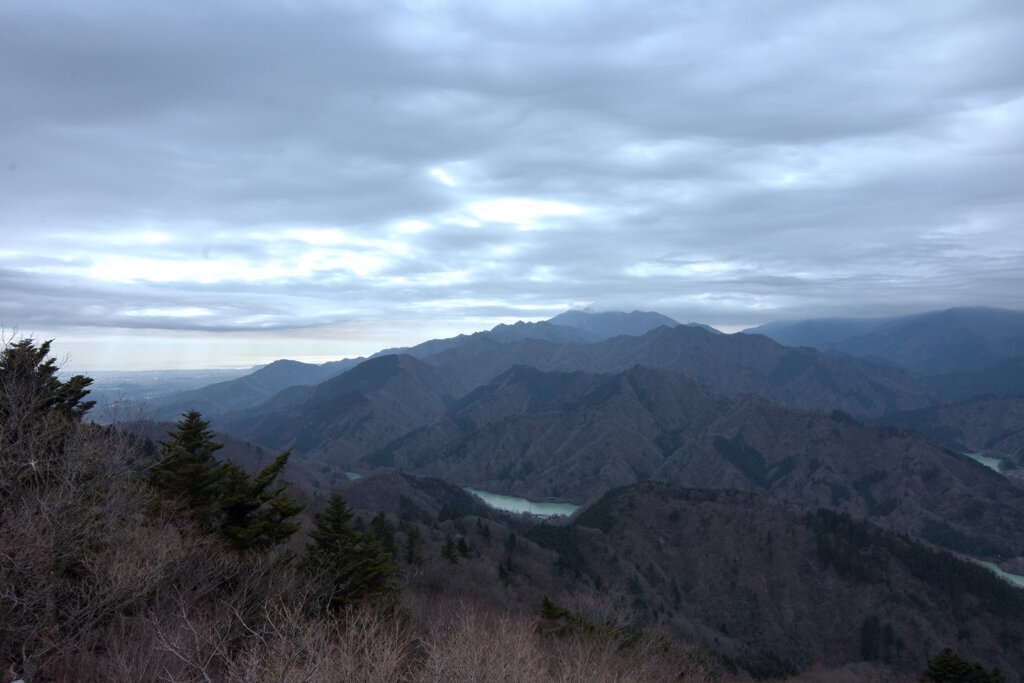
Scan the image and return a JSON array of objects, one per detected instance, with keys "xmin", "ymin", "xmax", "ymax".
[{"xmin": 3, "ymin": 0, "xmax": 1023, "ymax": 366}]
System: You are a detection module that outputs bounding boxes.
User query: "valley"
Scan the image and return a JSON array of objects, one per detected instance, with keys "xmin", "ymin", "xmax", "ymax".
[{"xmin": 90, "ymin": 307, "xmax": 1024, "ymax": 679}]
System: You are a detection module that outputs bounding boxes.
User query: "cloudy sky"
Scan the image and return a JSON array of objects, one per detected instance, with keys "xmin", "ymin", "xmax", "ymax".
[{"xmin": 3, "ymin": 0, "xmax": 1023, "ymax": 370}]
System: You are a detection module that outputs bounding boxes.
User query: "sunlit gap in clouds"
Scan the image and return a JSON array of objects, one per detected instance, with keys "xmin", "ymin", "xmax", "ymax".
[
  {"xmin": 626, "ymin": 259, "xmax": 741, "ymax": 278},
  {"xmin": 468, "ymin": 198, "xmax": 585, "ymax": 231},
  {"xmin": 121, "ymin": 307, "xmax": 214, "ymax": 318},
  {"xmin": 430, "ymin": 167, "xmax": 456, "ymax": 186}
]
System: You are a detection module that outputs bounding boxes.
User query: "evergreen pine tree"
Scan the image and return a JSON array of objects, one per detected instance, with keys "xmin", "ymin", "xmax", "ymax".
[
  {"xmin": 366, "ymin": 511, "xmax": 396, "ymax": 554},
  {"xmin": 343, "ymin": 534, "xmax": 397, "ymax": 606},
  {"xmin": 149, "ymin": 411, "xmax": 224, "ymax": 526},
  {"xmin": 0, "ymin": 338, "xmax": 94, "ymax": 420},
  {"xmin": 919, "ymin": 648, "xmax": 1006, "ymax": 683},
  {"xmin": 304, "ymin": 492, "xmax": 397, "ymax": 609},
  {"xmin": 405, "ymin": 526, "xmax": 423, "ymax": 564},
  {"xmin": 217, "ymin": 452, "xmax": 304, "ymax": 550},
  {"xmin": 441, "ymin": 536, "xmax": 459, "ymax": 564},
  {"xmin": 151, "ymin": 412, "xmax": 303, "ymax": 547}
]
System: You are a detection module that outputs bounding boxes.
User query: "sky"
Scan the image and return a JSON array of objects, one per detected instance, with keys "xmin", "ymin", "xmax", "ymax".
[{"xmin": 3, "ymin": 0, "xmax": 1023, "ymax": 370}]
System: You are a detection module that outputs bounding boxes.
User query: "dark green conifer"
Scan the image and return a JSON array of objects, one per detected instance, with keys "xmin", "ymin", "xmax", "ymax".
[
  {"xmin": 0, "ymin": 338, "xmax": 94, "ymax": 419},
  {"xmin": 441, "ymin": 536, "xmax": 459, "ymax": 564},
  {"xmin": 217, "ymin": 452, "xmax": 304, "ymax": 550},
  {"xmin": 304, "ymin": 492, "xmax": 397, "ymax": 609},
  {"xmin": 539, "ymin": 595, "xmax": 568, "ymax": 621},
  {"xmin": 150, "ymin": 411, "xmax": 224, "ymax": 526},
  {"xmin": 151, "ymin": 412, "xmax": 303, "ymax": 546},
  {"xmin": 366, "ymin": 511, "xmax": 396, "ymax": 554},
  {"xmin": 405, "ymin": 526, "xmax": 423, "ymax": 564},
  {"xmin": 919, "ymin": 648, "xmax": 1006, "ymax": 683}
]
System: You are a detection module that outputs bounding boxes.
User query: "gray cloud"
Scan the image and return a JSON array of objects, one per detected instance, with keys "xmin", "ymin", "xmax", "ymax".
[{"xmin": 2, "ymin": 0, "xmax": 1023, "ymax": 367}]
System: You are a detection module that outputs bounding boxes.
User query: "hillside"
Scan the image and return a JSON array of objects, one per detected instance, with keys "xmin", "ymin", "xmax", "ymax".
[
  {"xmin": 364, "ymin": 365, "xmax": 1024, "ymax": 558},
  {"xmin": 746, "ymin": 307, "xmax": 1024, "ymax": 376},
  {"xmin": 925, "ymin": 356, "xmax": 1024, "ymax": 402},
  {"xmin": 218, "ymin": 354, "xmax": 457, "ymax": 468},
  {"xmin": 880, "ymin": 396, "xmax": 1024, "ymax": 467},
  {"xmin": 554, "ymin": 483, "xmax": 1024, "ymax": 676},
  {"xmin": 407, "ymin": 324, "xmax": 937, "ymax": 417},
  {"xmin": 150, "ymin": 357, "xmax": 359, "ymax": 419}
]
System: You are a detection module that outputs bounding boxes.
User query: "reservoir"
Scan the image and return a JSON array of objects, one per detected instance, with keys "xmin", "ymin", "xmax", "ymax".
[
  {"xmin": 969, "ymin": 558, "xmax": 1024, "ymax": 589},
  {"xmin": 465, "ymin": 488, "xmax": 580, "ymax": 518},
  {"xmin": 346, "ymin": 472, "xmax": 579, "ymax": 518},
  {"xmin": 964, "ymin": 452, "xmax": 1002, "ymax": 473}
]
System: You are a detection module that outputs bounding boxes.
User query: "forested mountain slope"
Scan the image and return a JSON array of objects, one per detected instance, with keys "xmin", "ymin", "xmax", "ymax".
[
  {"xmin": 558, "ymin": 483, "xmax": 1024, "ymax": 677},
  {"xmin": 411, "ymin": 324, "xmax": 938, "ymax": 417},
  {"xmin": 219, "ymin": 354, "xmax": 457, "ymax": 467},
  {"xmin": 881, "ymin": 395, "xmax": 1024, "ymax": 465},
  {"xmin": 365, "ymin": 365, "xmax": 1024, "ymax": 557}
]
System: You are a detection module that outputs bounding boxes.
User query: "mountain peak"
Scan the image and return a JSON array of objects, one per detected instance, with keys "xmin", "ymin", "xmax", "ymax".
[{"xmin": 547, "ymin": 309, "xmax": 681, "ymax": 340}]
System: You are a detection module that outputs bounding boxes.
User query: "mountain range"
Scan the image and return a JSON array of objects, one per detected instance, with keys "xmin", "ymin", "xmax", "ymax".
[
  {"xmin": 364, "ymin": 363, "xmax": 1024, "ymax": 557},
  {"xmin": 745, "ymin": 306, "xmax": 1024, "ymax": 375},
  {"xmin": 124, "ymin": 306, "xmax": 1024, "ymax": 679}
]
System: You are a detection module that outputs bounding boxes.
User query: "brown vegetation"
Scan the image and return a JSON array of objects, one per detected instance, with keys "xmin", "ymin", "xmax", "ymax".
[
  {"xmin": 0, "ymin": 338, "xmax": 733, "ymax": 682},
  {"xmin": 0, "ymin": 337, "xmax": 1003, "ymax": 682}
]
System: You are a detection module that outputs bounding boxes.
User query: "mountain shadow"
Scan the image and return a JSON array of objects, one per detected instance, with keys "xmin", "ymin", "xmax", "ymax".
[
  {"xmin": 364, "ymin": 365, "xmax": 1024, "ymax": 558},
  {"xmin": 880, "ymin": 395, "xmax": 1024, "ymax": 468},
  {"xmin": 550, "ymin": 483, "xmax": 1024, "ymax": 678}
]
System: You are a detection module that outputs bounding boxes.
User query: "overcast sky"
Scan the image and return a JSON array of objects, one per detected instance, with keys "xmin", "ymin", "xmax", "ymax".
[{"xmin": 3, "ymin": 0, "xmax": 1023, "ymax": 370}]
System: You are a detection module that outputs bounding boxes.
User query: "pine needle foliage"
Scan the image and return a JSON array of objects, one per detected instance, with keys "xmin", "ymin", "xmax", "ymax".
[
  {"xmin": 0, "ymin": 338, "xmax": 95, "ymax": 420},
  {"xmin": 919, "ymin": 648, "xmax": 1006, "ymax": 683},
  {"xmin": 149, "ymin": 410, "xmax": 304, "ymax": 548},
  {"xmin": 218, "ymin": 453, "xmax": 305, "ymax": 550},
  {"xmin": 150, "ymin": 410, "xmax": 225, "ymax": 526},
  {"xmin": 304, "ymin": 492, "xmax": 398, "ymax": 610}
]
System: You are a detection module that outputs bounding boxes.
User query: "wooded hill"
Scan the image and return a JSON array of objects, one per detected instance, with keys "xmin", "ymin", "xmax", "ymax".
[{"xmin": 18, "ymin": 307, "xmax": 1024, "ymax": 680}]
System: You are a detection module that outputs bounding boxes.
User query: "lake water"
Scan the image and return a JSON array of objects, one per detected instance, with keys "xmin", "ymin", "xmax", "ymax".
[
  {"xmin": 464, "ymin": 488, "xmax": 580, "ymax": 518},
  {"xmin": 345, "ymin": 472, "xmax": 578, "ymax": 518},
  {"xmin": 964, "ymin": 452, "xmax": 1002, "ymax": 473},
  {"xmin": 969, "ymin": 558, "xmax": 1024, "ymax": 589}
]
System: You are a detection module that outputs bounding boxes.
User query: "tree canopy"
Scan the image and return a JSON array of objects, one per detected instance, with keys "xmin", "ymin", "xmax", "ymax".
[
  {"xmin": 0, "ymin": 337, "xmax": 94, "ymax": 420},
  {"xmin": 304, "ymin": 492, "xmax": 397, "ymax": 609},
  {"xmin": 919, "ymin": 648, "xmax": 1006, "ymax": 683},
  {"xmin": 149, "ymin": 410, "xmax": 225, "ymax": 527},
  {"xmin": 149, "ymin": 410, "xmax": 304, "ymax": 549}
]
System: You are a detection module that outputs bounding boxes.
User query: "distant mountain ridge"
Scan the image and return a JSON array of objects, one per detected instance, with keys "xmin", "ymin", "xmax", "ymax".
[
  {"xmin": 138, "ymin": 306, "xmax": 1024, "ymax": 424},
  {"xmin": 745, "ymin": 307, "xmax": 1024, "ymax": 376},
  {"xmin": 149, "ymin": 357, "xmax": 361, "ymax": 420},
  {"xmin": 547, "ymin": 309, "xmax": 682, "ymax": 338},
  {"xmin": 373, "ymin": 309, "xmax": 684, "ymax": 359},
  {"xmin": 412, "ymin": 324, "xmax": 937, "ymax": 416},
  {"xmin": 146, "ymin": 310, "xmax": 702, "ymax": 424}
]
